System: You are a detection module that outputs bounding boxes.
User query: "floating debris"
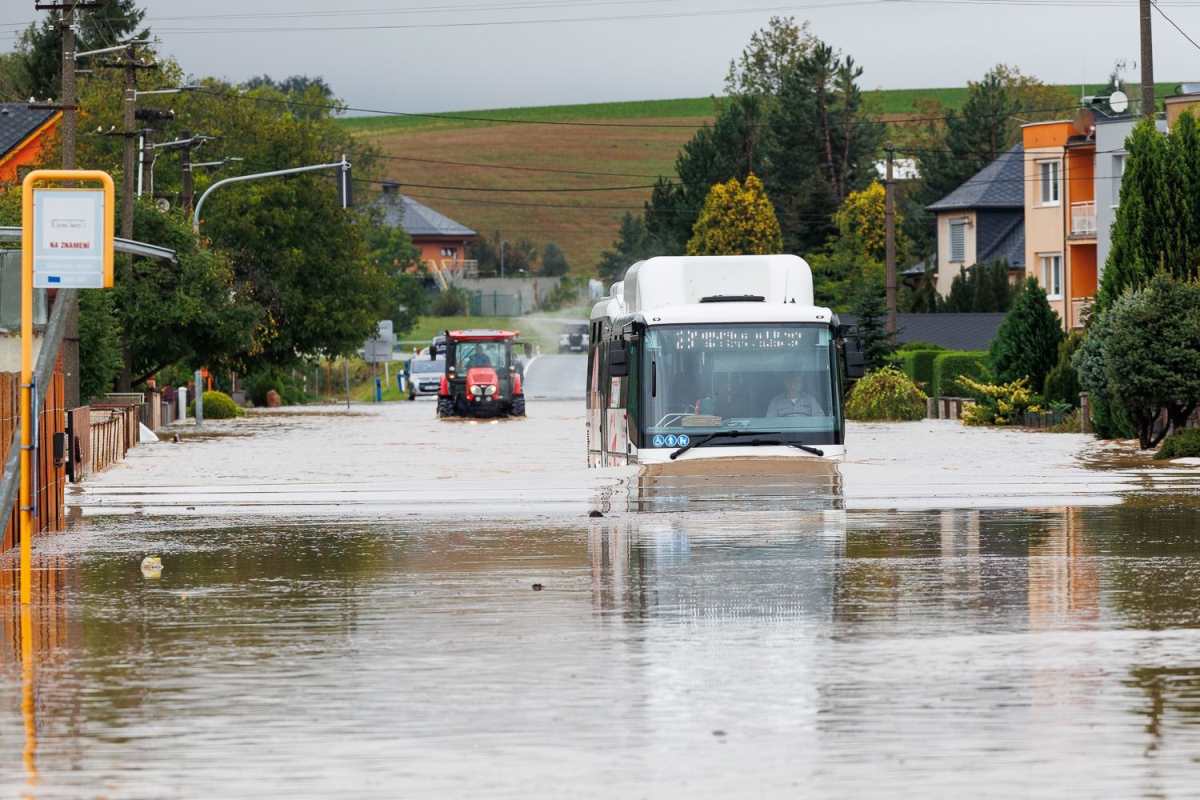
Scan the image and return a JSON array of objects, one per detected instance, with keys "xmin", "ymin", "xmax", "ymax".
[{"xmin": 140, "ymin": 555, "xmax": 163, "ymax": 579}]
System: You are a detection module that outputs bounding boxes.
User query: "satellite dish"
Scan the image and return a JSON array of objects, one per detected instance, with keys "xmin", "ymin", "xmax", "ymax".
[
  {"xmin": 1109, "ymin": 90, "xmax": 1129, "ymax": 114},
  {"xmin": 155, "ymin": 198, "xmax": 170, "ymax": 213}
]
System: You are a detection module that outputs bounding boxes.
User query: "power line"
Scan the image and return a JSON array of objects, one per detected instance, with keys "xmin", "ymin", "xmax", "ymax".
[{"xmin": 1153, "ymin": 0, "xmax": 1200, "ymax": 53}]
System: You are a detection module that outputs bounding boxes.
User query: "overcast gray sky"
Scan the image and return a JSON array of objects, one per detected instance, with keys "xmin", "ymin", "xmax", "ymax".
[{"xmin": 10, "ymin": 1, "xmax": 1200, "ymax": 111}]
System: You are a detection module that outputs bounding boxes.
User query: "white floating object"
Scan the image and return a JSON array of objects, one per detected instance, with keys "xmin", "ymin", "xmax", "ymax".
[
  {"xmin": 139, "ymin": 422, "xmax": 159, "ymax": 443},
  {"xmin": 141, "ymin": 555, "xmax": 163, "ymax": 579}
]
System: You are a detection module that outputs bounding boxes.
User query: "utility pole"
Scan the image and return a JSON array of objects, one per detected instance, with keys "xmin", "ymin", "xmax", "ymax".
[
  {"xmin": 56, "ymin": 2, "xmax": 79, "ymax": 167},
  {"xmin": 180, "ymin": 129, "xmax": 194, "ymax": 213},
  {"xmin": 1140, "ymin": 0, "xmax": 1156, "ymax": 117},
  {"xmin": 884, "ymin": 144, "xmax": 897, "ymax": 337},
  {"xmin": 120, "ymin": 49, "xmax": 137, "ymax": 239}
]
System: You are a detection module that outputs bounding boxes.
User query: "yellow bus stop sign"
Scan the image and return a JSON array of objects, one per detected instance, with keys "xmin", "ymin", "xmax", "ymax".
[{"xmin": 19, "ymin": 170, "xmax": 114, "ymax": 605}]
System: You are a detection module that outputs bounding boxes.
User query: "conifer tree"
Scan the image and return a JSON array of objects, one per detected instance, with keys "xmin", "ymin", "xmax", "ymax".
[
  {"xmin": 990, "ymin": 277, "xmax": 1063, "ymax": 389},
  {"xmin": 852, "ymin": 285, "xmax": 894, "ymax": 372}
]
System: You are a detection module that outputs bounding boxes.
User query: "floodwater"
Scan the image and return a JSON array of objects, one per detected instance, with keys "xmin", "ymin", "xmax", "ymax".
[{"xmin": 7, "ymin": 358, "xmax": 1200, "ymax": 797}]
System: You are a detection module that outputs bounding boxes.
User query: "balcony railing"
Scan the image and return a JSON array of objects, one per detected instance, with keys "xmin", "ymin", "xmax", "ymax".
[{"xmin": 1070, "ymin": 201, "xmax": 1097, "ymax": 237}]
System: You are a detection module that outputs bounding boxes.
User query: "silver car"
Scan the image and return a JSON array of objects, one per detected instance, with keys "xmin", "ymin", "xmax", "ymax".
[{"xmin": 407, "ymin": 357, "xmax": 446, "ymax": 399}]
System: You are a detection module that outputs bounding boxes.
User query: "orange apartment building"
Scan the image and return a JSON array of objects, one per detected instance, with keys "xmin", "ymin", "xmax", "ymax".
[{"xmin": 1022, "ymin": 120, "xmax": 1097, "ymax": 331}]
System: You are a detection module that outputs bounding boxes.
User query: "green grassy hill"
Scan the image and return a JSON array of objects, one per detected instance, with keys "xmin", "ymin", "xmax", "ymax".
[{"xmin": 344, "ymin": 83, "xmax": 1180, "ymax": 272}]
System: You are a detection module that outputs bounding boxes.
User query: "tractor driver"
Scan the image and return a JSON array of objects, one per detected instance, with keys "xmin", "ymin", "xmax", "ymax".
[{"xmin": 465, "ymin": 345, "xmax": 493, "ymax": 369}]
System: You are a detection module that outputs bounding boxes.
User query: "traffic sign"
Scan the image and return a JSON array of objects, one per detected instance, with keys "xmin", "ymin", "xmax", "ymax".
[{"xmin": 32, "ymin": 188, "xmax": 113, "ymax": 288}]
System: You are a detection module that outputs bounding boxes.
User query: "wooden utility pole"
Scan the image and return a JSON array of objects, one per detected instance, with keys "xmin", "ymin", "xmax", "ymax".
[
  {"xmin": 1140, "ymin": 0, "xmax": 1156, "ymax": 117},
  {"xmin": 179, "ymin": 130, "xmax": 194, "ymax": 213},
  {"xmin": 884, "ymin": 144, "xmax": 897, "ymax": 336},
  {"xmin": 120, "ymin": 49, "xmax": 137, "ymax": 239}
]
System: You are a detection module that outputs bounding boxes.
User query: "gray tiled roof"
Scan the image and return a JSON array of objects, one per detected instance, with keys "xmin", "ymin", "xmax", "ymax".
[
  {"xmin": 841, "ymin": 313, "xmax": 1006, "ymax": 351},
  {"xmin": 927, "ymin": 144, "xmax": 1025, "ymax": 212},
  {"xmin": 0, "ymin": 103, "xmax": 56, "ymax": 161},
  {"xmin": 977, "ymin": 216, "xmax": 1025, "ymax": 268},
  {"xmin": 370, "ymin": 187, "xmax": 475, "ymax": 238}
]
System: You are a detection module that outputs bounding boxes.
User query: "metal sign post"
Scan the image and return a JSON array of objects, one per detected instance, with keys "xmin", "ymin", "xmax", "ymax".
[{"xmin": 20, "ymin": 170, "xmax": 114, "ymax": 606}]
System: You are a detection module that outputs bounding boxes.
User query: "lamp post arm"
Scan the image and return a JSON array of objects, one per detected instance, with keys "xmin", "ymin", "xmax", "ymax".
[{"xmin": 192, "ymin": 159, "xmax": 349, "ymax": 234}]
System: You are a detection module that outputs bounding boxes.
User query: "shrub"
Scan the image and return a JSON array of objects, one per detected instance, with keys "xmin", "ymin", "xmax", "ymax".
[
  {"xmin": 1103, "ymin": 276, "xmax": 1200, "ymax": 449},
  {"xmin": 931, "ymin": 351, "xmax": 990, "ymax": 398},
  {"xmin": 1042, "ymin": 331, "xmax": 1083, "ymax": 408},
  {"xmin": 1073, "ymin": 309, "xmax": 1134, "ymax": 440},
  {"xmin": 959, "ymin": 376, "xmax": 1042, "ymax": 426},
  {"xmin": 990, "ymin": 276, "xmax": 1064, "ymax": 389},
  {"xmin": 1155, "ymin": 428, "xmax": 1200, "ymax": 460},
  {"xmin": 432, "ymin": 287, "xmax": 469, "ymax": 316},
  {"xmin": 845, "ymin": 366, "xmax": 928, "ymax": 421},
  {"xmin": 188, "ymin": 390, "xmax": 244, "ymax": 419},
  {"xmin": 897, "ymin": 341, "xmax": 946, "ymax": 352},
  {"xmin": 895, "ymin": 349, "xmax": 941, "ymax": 393},
  {"xmin": 246, "ymin": 367, "xmax": 310, "ymax": 406}
]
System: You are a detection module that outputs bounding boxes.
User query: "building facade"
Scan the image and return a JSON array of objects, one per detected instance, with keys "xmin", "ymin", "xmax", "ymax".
[
  {"xmin": 926, "ymin": 144, "xmax": 1026, "ymax": 298},
  {"xmin": 0, "ymin": 104, "xmax": 61, "ymax": 184}
]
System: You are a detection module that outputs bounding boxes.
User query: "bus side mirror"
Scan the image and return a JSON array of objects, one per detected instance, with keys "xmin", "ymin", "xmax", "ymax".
[{"xmin": 607, "ymin": 340, "xmax": 628, "ymax": 377}]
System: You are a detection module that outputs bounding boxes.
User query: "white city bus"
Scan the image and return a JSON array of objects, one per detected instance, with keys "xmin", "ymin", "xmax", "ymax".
[{"xmin": 587, "ymin": 255, "xmax": 846, "ymax": 467}]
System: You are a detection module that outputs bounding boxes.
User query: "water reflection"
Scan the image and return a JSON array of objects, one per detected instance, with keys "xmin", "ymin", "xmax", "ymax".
[
  {"xmin": 2, "ymin": 553, "xmax": 79, "ymax": 798},
  {"xmin": 597, "ymin": 457, "xmax": 844, "ymax": 514},
  {"xmin": 8, "ymin": 506, "xmax": 1200, "ymax": 796}
]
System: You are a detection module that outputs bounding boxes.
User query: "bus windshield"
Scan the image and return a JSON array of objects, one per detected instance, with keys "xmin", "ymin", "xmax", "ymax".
[{"xmin": 642, "ymin": 323, "xmax": 840, "ymax": 447}]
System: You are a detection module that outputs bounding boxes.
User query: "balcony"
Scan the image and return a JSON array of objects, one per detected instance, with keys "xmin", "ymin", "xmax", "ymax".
[{"xmin": 1070, "ymin": 201, "xmax": 1097, "ymax": 239}]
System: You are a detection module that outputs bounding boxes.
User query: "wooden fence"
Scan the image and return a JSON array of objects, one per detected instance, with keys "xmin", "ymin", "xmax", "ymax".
[{"xmin": 0, "ymin": 360, "xmax": 67, "ymax": 554}]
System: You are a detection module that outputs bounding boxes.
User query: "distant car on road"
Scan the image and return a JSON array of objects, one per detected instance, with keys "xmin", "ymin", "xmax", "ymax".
[
  {"xmin": 406, "ymin": 356, "xmax": 446, "ymax": 400},
  {"xmin": 559, "ymin": 323, "xmax": 589, "ymax": 353}
]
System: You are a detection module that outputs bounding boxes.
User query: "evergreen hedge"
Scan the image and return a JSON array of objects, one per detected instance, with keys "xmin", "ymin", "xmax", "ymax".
[
  {"xmin": 932, "ymin": 351, "xmax": 990, "ymax": 398},
  {"xmin": 895, "ymin": 349, "xmax": 941, "ymax": 393}
]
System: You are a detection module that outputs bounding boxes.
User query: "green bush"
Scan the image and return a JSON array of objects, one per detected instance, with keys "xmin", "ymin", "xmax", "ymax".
[
  {"xmin": 188, "ymin": 390, "xmax": 244, "ymax": 419},
  {"xmin": 896, "ymin": 341, "xmax": 946, "ymax": 352},
  {"xmin": 1042, "ymin": 331, "xmax": 1083, "ymax": 408},
  {"xmin": 895, "ymin": 349, "xmax": 941, "ymax": 393},
  {"xmin": 246, "ymin": 367, "xmax": 310, "ymax": 406},
  {"xmin": 845, "ymin": 366, "xmax": 928, "ymax": 421},
  {"xmin": 1155, "ymin": 428, "xmax": 1200, "ymax": 460},
  {"xmin": 959, "ymin": 376, "xmax": 1042, "ymax": 426},
  {"xmin": 432, "ymin": 287, "xmax": 469, "ymax": 316},
  {"xmin": 931, "ymin": 351, "xmax": 990, "ymax": 398}
]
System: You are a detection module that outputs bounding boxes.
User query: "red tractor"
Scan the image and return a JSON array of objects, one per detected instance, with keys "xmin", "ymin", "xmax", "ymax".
[{"xmin": 435, "ymin": 329, "xmax": 530, "ymax": 418}]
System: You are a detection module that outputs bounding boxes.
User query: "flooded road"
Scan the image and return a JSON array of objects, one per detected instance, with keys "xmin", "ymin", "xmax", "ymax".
[{"xmin": 8, "ymin": 379, "xmax": 1200, "ymax": 797}]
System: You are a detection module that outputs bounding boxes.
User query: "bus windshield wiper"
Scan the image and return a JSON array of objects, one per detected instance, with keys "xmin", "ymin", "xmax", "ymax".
[
  {"xmin": 669, "ymin": 429, "xmax": 746, "ymax": 459},
  {"xmin": 669, "ymin": 431, "xmax": 824, "ymax": 460}
]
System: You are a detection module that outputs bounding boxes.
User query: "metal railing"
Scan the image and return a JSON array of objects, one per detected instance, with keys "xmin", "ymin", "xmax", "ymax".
[{"xmin": 1070, "ymin": 201, "xmax": 1097, "ymax": 236}]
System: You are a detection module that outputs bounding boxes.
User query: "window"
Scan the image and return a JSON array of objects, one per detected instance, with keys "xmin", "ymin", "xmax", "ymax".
[
  {"xmin": 949, "ymin": 219, "xmax": 966, "ymax": 263},
  {"xmin": 1040, "ymin": 254, "xmax": 1063, "ymax": 299},
  {"xmin": 440, "ymin": 247, "xmax": 456, "ymax": 258},
  {"xmin": 1039, "ymin": 160, "xmax": 1061, "ymax": 205}
]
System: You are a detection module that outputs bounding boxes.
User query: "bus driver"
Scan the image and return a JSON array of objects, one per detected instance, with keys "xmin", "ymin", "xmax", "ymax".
[{"xmin": 766, "ymin": 373, "xmax": 823, "ymax": 417}]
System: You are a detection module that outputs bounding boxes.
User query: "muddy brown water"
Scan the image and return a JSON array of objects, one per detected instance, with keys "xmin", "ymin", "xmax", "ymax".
[{"xmin": 7, "ymin": 390, "xmax": 1200, "ymax": 797}]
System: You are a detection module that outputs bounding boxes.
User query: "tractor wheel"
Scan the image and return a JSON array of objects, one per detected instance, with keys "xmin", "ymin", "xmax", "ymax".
[
  {"xmin": 407, "ymin": 389, "xmax": 415, "ymax": 401},
  {"xmin": 511, "ymin": 396, "xmax": 526, "ymax": 417},
  {"xmin": 436, "ymin": 397, "xmax": 454, "ymax": 417}
]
